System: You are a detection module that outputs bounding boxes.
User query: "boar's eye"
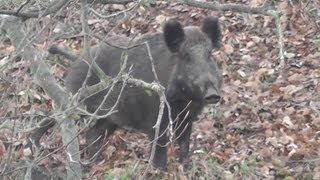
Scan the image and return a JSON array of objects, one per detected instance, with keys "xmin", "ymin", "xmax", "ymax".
[{"xmin": 176, "ymin": 79, "xmax": 191, "ymax": 95}]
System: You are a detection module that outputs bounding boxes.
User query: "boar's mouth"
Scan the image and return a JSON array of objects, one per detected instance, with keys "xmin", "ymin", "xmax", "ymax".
[{"xmin": 203, "ymin": 94, "xmax": 221, "ymax": 104}]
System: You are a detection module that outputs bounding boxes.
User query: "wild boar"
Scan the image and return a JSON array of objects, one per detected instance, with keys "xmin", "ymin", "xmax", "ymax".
[{"xmin": 66, "ymin": 17, "xmax": 223, "ymax": 170}]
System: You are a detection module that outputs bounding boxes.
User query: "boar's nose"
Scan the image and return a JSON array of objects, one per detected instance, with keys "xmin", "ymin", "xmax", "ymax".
[
  {"xmin": 204, "ymin": 94, "xmax": 221, "ymax": 104},
  {"xmin": 203, "ymin": 89, "xmax": 221, "ymax": 104}
]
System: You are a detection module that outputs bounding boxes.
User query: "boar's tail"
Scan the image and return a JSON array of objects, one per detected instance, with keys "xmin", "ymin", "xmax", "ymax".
[
  {"xmin": 201, "ymin": 17, "xmax": 221, "ymax": 49},
  {"xmin": 48, "ymin": 44, "xmax": 79, "ymax": 62}
]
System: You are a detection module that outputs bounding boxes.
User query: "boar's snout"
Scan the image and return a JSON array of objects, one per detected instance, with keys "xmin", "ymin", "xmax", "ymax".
[{"xmin": 203, "ymin": 88, "xmax": 221, "ymax": 104}]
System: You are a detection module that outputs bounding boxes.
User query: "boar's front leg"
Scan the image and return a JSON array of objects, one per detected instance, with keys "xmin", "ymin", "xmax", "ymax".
[
  {"xmin": 153, "ymin": 134, "xmax": 168, "ymax": 170},
  {"xmin": 176, "ymin": 122, "xmax": 193, "ymax": 164},
  {"xmin": 148, "ymin": 123, "xmax": 169, "ymax": 171}
]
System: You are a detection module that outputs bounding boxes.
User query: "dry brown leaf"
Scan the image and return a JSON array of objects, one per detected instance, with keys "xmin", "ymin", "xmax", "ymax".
[
  {"xmin": 271, "ymin": 157, "xmax": 285, "ymax": 167},
  {"xmin": 288, "ymin": 150, "xmax": 304, "ymax": 160},
  {"xmin": 88, "ymin": 19, "xmax": 103, "ymax": 25},
  {"xmin": 246, "ymin": 41, "xmax": 255, "ymax": 48},
  {"xmin": 282, "ymin": 116, "xmax": 294, "ymax": 129},
  {"xmin": 244, "ymin": 80, "xmax": 259, "ymax": 89},
  {"xmin": 111, "ymin": 4, "xmax": 125, "ymax": 11},
  {"xmin": 279, "ymin": 134, "xmax": 294, "ymax": 145},
  {"xmin": 266, "ymin": 137, "xmax": 281, "ymax": 148},
  {"xmin": 105, "ymin": 145, "xmax": 116, "ymax": 159},
  {"xmin": 23, "ymin": 147, "xmax": 32, "ymax": 157},
  {"xmin": 241, "ymin": 54, "xmax": 253, "ymax": 62},
  {"xmin": 237, "ymin": 70, "xmax": 246, "ymax": 78},
  {"xmin": 51, "ymin": 64, "xmax": 65, "ymax": 78},
  {"xmin": 223, "ymin": 44, "xmax": 234, "ymax": 54},
  {"xmin": 265, "ymin": 129, "xmax": 273, "ymax": 137},
  {"xmin": 285, "ymin": 52, "xmax": 295, "ymax": 58},
  {"xmin": 271, "ymin": 84, "xmax": 281, "ymax": 94},
  {"xmin": 288, "ymin": 73, "xmax": 301, "ymax": 83},
  {"xmin": 254, "ymin": 68, "xmax": 271, "ymax": 83},
  {"xmin": 280, "ymin": 85, "xmax": 304, "ymax": 95},
  {"xmin": 33, "ymin": 43, "xmax": 46, "ymax": 51},
  {"xmin": 301, "ymin": 107, "xmax": 312, "ymax": 116},
  {"xmin": 249, "ymin": 0, "xmax": 264, "ymax": 6},
  {"xmin": 155, "ymin": 15, "xmax": 167, "ymax": 25}
]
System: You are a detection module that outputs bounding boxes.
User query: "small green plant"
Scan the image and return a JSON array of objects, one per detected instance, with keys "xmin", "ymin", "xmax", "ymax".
[
  {"xmin": 104, "ymin": 166, "xmax": 135, "ymax": 180},
  {"xmin": 208, "ymin": 158, "xmax": 219, "ymax": 171},
  {"xmin": 261, "ymin": 74, "xmax": 276, "ymax": 84},
  {"xmin": 247, "ymin": 154, "xmax": 258, "ymax": 166},
  {"xmin": 239, "ymin": 154, "xmax": 259, "ymax": 177},
  {"xmin": 139, "ymin": 0, "xmax": 155, "ymax": 8},
  {"xmin": 239, "ymin": 161, "xmax": 250, "ymax": 177}
]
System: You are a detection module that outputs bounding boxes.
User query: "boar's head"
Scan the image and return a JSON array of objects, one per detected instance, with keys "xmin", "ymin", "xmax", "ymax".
[{"xmin": 164, "ymin": 17, "xmax": 222, "ymax": 105}]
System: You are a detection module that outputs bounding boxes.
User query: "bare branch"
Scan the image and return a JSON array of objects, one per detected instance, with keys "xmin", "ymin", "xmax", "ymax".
[
  {"xmin": 274, "ymin": 13, "xmax": 286, "ymax": 70},
  {"xmin": 183, "ymin": 0, "xmax": 273, "ymax": 16},
  {"xmin": 16, "ymin": 0, "xmax": 31, "ymax": 14},
  {"xmin": 81, "ymin": 0, "xmax": 91, "ymax": 63},
  {"xmin": 87, "ymin": 0, "xmax": 134, "ymax": 4},
  {"xmin": 147, "ymin": 95, "xmax": 165, "ymax": 169},
  {"xmin": 0, "ymin": 15, "xmax": 82, "ymax": 179},
  {"xmin": 0, "ymin": 0, "xmax": 71, "ymax": 18}
]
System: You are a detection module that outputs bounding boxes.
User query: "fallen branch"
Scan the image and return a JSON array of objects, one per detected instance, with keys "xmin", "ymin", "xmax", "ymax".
[{"xmin": 87, "ymin": 0, "xmax": 134, "ymax": 4}]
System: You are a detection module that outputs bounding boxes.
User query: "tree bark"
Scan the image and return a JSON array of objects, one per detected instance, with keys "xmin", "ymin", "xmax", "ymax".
[{"xmin": 0, "ymin": 16, "xmax": 82, "ymax": 180}]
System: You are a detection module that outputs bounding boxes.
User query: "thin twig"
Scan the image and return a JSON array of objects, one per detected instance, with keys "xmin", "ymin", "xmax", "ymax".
[
  {"xmin": 16, "ymin": 0, "xmax": 31, "ymax": 14},
  {"xmin": 274, "ymin": 12, "xmax": 285, "ymax": 70}
]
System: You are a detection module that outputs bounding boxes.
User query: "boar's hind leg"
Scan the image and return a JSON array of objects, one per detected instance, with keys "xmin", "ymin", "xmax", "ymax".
[
  {"xmin": 176, "ymin": 122, "xmax": 193, "ymax": 164},
  {"xmin": 25, "ymin": 119, "xmax": 55, "ymax": 151},
  {"xmin": 86, "ymin": 119, "xmax": 117, "ymax": 160}
]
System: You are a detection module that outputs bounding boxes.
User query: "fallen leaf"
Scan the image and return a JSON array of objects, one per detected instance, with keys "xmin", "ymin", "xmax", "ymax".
[
  {"xmin": 280, "ymin": 85, "xmax": 304, "ymax": 95},
  {"xmin": 223, "ymin": 44, "xmax": 234, "ymax": 54},
  {"xmin": 237, "ymin": 70, "xmax": 246, "ymax": 78},
  {"xmin": 282, "ymin": 116, "xmax": 294, "ymax": 128},
  {"xmin": 271, "ymin": 157, "xmax": 285, "ymax": 167},
  {"xmin": 155, "ymin": 15, "xmax": 167, "ymax": 25},
  {"xmin": 265, "ymin": 129, "xmax": 273, "ymax": 137}
]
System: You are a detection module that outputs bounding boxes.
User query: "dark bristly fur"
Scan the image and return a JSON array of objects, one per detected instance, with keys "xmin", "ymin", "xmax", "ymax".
[
  {"xmin": 163, "ymin": 19, "xmax": 186, "ymax": 52},
  {"xmin": 65, "ymin": 17, "xmax": 223, "ymax": 170},
  {"xmin": 201, "ymin": 17, "xmax": 221, "ymax": 48}
]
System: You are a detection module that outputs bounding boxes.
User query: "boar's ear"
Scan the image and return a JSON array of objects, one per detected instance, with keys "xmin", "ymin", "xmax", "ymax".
[
  {"xmin": 201, "ymin": 17, "xmax": 221, "ymax": 48},
  {"xmin": 163, "ymin": 19, "xmax": 186, "ymax": 52}
]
